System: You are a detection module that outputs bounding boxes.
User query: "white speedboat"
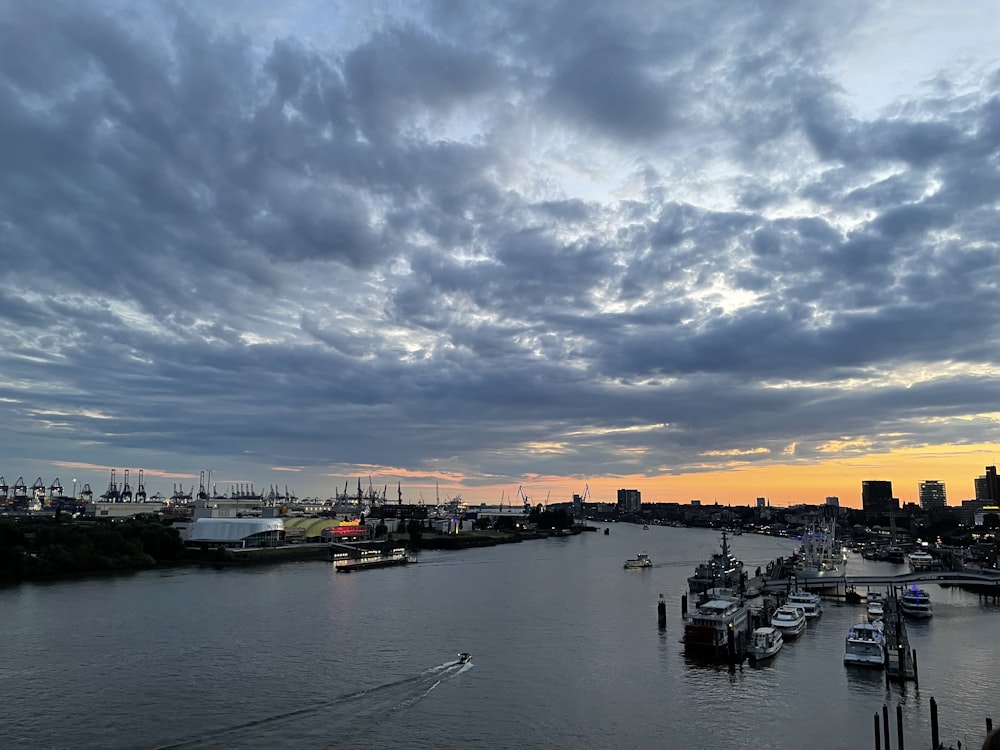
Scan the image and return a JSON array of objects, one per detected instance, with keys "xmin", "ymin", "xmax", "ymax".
[
  {"xmin": 786, "ymin": 590, "xmax": 822, "ymax": 619},
  {"xmin": 458, "ymin": 652, "xmax": 472, "ymax": 664},
  {"xmin": 748, "ymin": 626, "xmax": 783, "ymax": 662},
  {"xmin": 901, "ymin": 586, "xmax": 932, "ymax": 618},
  {"xmin": 866, "ymin": 599, "xmax": 884, "ymax": 622},
  {"xmin": 844, "ymin": 620, "xmax": 885, "ymax": 666},
  {"xmin": 770, "ymin": 605, "xmax": 806, "ymax": 638},
  {"xmin": 624, "ymin": 552, "xmax": 652, "ymax": 569},
  {"xmin": 908, "ymin": 549, "xmax": 935, "ymax": 571}
]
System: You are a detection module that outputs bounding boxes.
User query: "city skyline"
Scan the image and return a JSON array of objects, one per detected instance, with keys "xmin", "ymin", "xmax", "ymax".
[{"xmin": 1, "ymin": 2, "xmax": 999, "ymax": 508}]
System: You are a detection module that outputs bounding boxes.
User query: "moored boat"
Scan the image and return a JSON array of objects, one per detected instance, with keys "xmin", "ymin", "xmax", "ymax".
[
  {"xmin": 908, "ymin": 549, "xmax": 935, "ymax": 571},
  {"xmin": 792, "ymin": 517, "xmax": 846, "ymax": 591},
  {"xmin": 624, "ymin": 552, "xmax": 652, "ymax": 569},
  {"xmin": 901, "ymin": 586, "xmax": 932, "ymax": 618},
  {"xmin": 866, "ymin": 599, "xmax": 885, "ymax": 622},
  {"xmin": 747, "ymin": 626, "xmax": 783, "ymax": 662},
  {"xmin": 786, "ymin": 590, "xmax": 822, "ymax": 619},
  {"xmin": 770, "ymin": 605, "xmax": 806, "ymax": 638},
  {"xmin": 683, "ymin": 591, "xmax": 751, "ymax": 658},
  {"xmin": 844, "ymin": 620, "xmax": 885, "ymax": 666},
  {"xmin": 687, "ymin": 530, "xmax": 744, "ymax": 593}
]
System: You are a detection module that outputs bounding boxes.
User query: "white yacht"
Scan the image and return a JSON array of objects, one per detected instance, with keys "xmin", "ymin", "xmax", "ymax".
[
  {"xmin": 624, "ymin": 552, "xmax": 652, "ymax": 569},
  {"xmin": 866, "ymin": 599, "xmax": 885, "ymax": 622},
  {"xmin": 908, "ymin": 549, "xmax": 935, "ymax": 571},
  {"xmin": 770, "ymin": 605, "xmax": 806, "ymax": 638},
  {"xmin": 747, "ymin": 626, "xmax": 783, "ymax": 662},
  {"xmin": 786, "ymin": 590, "xmax": 822, "ymax": 619},
  {"xmin": 901, "ymin": 586, "xmax": 932, "ymax": 618},
  {"xmin": 844, "ymin": 620, "xmax": 885, "ymax": 666}
]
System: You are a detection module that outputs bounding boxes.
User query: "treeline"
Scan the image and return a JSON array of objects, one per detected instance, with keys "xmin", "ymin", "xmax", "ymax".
[{"xmin": 0, "ymin": 517, "xmax": 185, "ymax": 582}]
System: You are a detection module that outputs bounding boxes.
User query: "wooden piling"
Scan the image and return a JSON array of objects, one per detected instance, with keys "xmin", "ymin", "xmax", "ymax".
[
  {"xmin": 987, "ymin": 716, "xmax": 993, "ymax": 733},
  {"xmin": 657, "ymin": 594, "xmax": 667, "ymax": 627},
  {"xmin": 681, "ymin": 593, "xmax": 687, "ymax": 618},
  {"xmin": 882, "ymin": 704, "xmax": 890, "ymax": 750},
  {"xmin": 874, "ymin": 714, "xmax": 881, "ymax": 750},
  {"xmin": 911, "ymin": 649, "xmax": 918, "ymax": 688},
  {"xmin": 896, "ymin": 703, "xmax": 904, "ymax": 750},
  {"xmin": 930, "ymin": 697, "xmax": 939, "ymax": 750}
]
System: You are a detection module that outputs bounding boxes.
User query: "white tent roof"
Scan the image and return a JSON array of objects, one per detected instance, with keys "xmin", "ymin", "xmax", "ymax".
[{"xmin": 188, "ymin": 517, "xmax": 285, "ymax": 543}]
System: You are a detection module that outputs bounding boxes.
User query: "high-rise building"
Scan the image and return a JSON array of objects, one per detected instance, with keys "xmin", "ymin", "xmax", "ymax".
[
  {"xmin": 975, "ymin": 466, "xmax": 999, "ymax": 503},
  {"xmin": 918, "ymin": 480, "xmax": 947, "ymax": 510},
  {"xmin": 617, "ymin": 488, "xmax": 641, "ymax": 514},
  {"xmin": 825, "ymin": 496, "xmax": 839, "ymax": 507},
  {"xmin": 862, "ymin": 480, "xmax": 897, "ymax": 514},
  {"xmin": 756, "ymin": 497, "xmax": 766, "ymax": 508}
]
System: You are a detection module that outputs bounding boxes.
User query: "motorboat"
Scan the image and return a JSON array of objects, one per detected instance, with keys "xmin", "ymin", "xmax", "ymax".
[
  {"xmin": 458, "ymin": 652, "xmax": 472, "ymax": 664},
  {"xmin": 908, "ymin": 549, "xmax": 935, "ymax": 571},
  {"xmin": 687, "ymin": 530, "xmax": 744, "ymax": 593},
  {"xmin": 901, "ymin": 586, "xmax": 932, "ymax": 618},
  {"xmin": 770, "ymin": 605, "xmax": 807, "ymax": 638},
  {"xmin": 683, "ymin": 590, "xmax": 751, "ymax": 658},
  {"xmin": 747, "ymin": 626, "xmax": 783, "ymax": 662},
  {"xmin": 844, "ymin": 620, "xmax": 885, "ymax": 666},
  {"xmin": 624, "ymin": 552, "xmax": 652, "ymax": 569},
  {"xmin": 786, "ymin": 590, "xmax": 822, "ymax": 619},
  {"xmin": 866, "ymin": 599, "xmax": 885, "ymax": 622}
]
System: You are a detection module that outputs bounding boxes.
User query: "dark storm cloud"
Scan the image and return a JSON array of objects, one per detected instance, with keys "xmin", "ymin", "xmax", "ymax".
[{"xmin": 0, "ymin": 0, "xmax": 997, "ymax": 497}]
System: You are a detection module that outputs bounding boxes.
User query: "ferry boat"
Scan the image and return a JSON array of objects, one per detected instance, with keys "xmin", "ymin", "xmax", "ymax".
[
  {"xmin": 843, "ymin": 620, "xmax": 885, "ymax": 666},
  {"xmin": 624, "ymin": 552, "xmax": 652, "ymax": 569},
  {"xmin": 792, "ymin": 518, "xmax": 846, "ymax": 591},
  {"xmin": 901, "ymin": 586, "xmax": 932, "ymax": 618},
  {"xmin": 683, "ymin": 591, "xmax": 751, "ymax": 658},
  {"xmin": 747, "ymin": 626, "xmax": 783, "ymax": 662},
  {"xmin": 770, "ymin": 605, "xmax": 806, "ymax": 638},
  {"xmin": 687, "ymin": 530, "xmax": 744, "ymax": 593},
  {"xmin": 907, "ymin": 549, "xmax": 935, "ymax": 571},
  {"xmin": 786, "ymin": 590, "xmax": 822, "ymax": 619}
]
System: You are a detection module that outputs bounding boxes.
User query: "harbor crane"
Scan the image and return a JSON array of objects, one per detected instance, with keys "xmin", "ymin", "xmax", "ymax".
[
  {"xmin": 135, "ymin": 470, "xmax": 147, "ymax": 503},
  {"xmin": 120, "ymin": 470, "xmax": 133, "ymax": 503},
  {"xmin": 517, "ymin": 485, "xmax": 530, "ymax": 513}
]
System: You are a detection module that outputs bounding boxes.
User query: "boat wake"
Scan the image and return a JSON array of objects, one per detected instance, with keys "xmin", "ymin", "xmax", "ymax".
[{"xmin": 149, "ymin": 659, "xmax": 472, "ymax": 750}]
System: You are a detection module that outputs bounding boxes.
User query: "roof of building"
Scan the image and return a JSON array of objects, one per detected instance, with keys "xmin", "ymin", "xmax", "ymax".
[{"xmin": 188, "ymin": 517, "xmax": 285, "ymax": 543}]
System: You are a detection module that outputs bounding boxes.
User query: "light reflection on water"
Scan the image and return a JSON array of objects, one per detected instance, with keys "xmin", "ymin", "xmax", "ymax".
[{"xmin": 0, "ymin": 524, "xmax": 997, "ymax": 749}]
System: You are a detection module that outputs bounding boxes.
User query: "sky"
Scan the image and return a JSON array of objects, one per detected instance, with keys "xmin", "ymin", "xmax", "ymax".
[{"xmin": 1, "ymin": 1, "xmax": 998, "ymax": 509}]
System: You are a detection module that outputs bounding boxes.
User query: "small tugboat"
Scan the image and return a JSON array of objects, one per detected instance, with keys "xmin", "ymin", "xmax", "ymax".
[
  {"xmin": 458, "ymin": 652, "xmax": 472, "ymax": 664},
  {"xmin": 624, "ymin": 552, "xmax": 652, "ymax": 569}
]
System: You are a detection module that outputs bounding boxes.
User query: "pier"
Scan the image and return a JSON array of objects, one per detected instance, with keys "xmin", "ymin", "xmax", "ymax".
[{"xmin": 880, "ymin": 590, "xmax": 916, "ymax": 683}]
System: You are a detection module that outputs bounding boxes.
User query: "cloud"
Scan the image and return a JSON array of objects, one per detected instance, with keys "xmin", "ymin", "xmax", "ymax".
[{"xmin": 0, "ymin": 0, "xmax": 998, "ymax": 502}]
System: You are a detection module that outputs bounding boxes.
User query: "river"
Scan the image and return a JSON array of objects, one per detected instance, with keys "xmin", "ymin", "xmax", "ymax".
[{"xmin": 1, "ymin": 523, "xmax": 996, "ymax": 749}]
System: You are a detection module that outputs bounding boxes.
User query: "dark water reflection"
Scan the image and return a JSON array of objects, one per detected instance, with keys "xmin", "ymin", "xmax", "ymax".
[{"xmin": 0, "ymin": 524, "xmax": 996, "ymax": 749}]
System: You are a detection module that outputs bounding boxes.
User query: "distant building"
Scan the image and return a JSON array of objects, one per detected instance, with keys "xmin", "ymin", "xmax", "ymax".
[
  {"xmin": 825, "ymin": 496, "xmax": 839, "ymax": 508},
  {"xmin": 617, "ymin": 489, "xmax": 641, "ymax": 514},
  {"xmin": 572, "ymin": 493, "xmax": 584, "ymax": 518},
  {"xmin": 975, "ymin": 466, "xmax": 999, "ymax": 503},
  {"xmin": 862, "ymin": 480, "xmax": 897, "ymax": 514},
  {"xmin": 918, "ymin": 480, "xmax": 947, "ymax": 510},
  {"xmin": 756, "ymin": 497, "xmax": 766, "ymax": 508}
]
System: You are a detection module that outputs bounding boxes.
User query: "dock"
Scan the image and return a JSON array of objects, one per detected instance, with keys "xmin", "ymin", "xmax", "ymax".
[{"xmin": 880, "ymin": 589, "xmax": 916, "ymax": 682}]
